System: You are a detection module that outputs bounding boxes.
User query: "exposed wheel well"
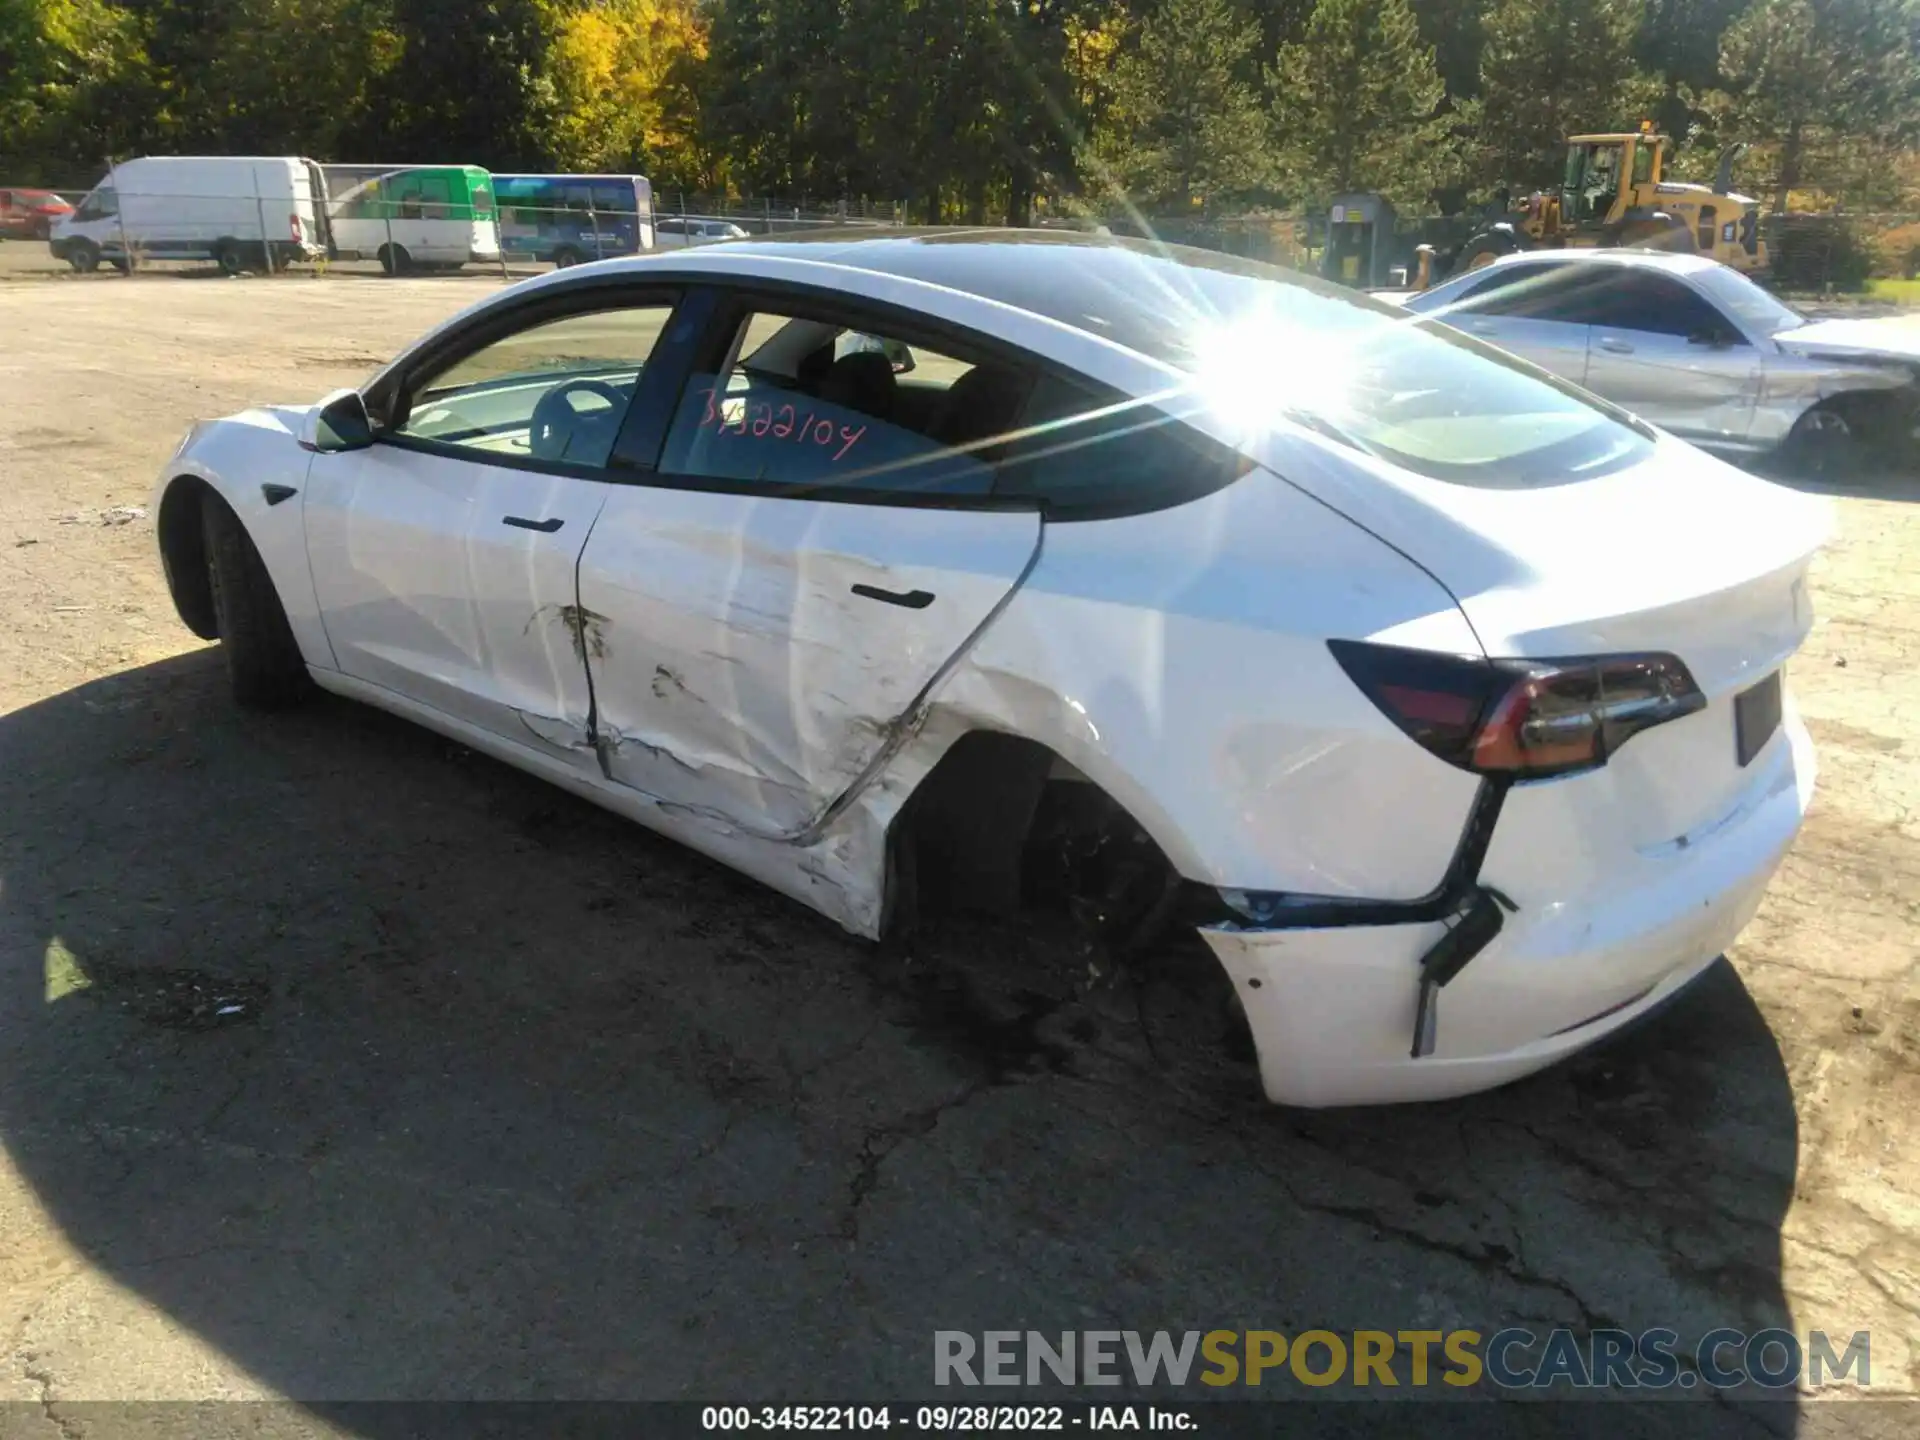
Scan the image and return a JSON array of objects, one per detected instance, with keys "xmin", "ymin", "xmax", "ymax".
[
  {"xmin": 156, "ymin": 476, "xmax": 219, "ymax": 639},
  {"xmin": 886, "ymin": 731, "xmax": 1185, "ymax": 954},
  {"xmin": 882, "ymin": 730, "xmax": 1257, "ymax": 1081},
  {"xmin": 1811, "ymin": 388, "xmax": 1917, "ymax": 454}
]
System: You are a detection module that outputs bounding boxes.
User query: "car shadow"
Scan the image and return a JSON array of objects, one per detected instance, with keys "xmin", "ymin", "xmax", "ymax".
[{"xmin": 0, "ymin": 652, "xmax": 1802, "ymax": 1430}]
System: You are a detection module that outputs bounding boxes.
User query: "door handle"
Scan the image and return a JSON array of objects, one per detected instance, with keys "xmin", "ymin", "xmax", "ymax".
[
  {"xmin": 851, "ymin": 583, "xmax": 935, "ymax": 610},
  {"xmin": 502, "ymin": 515, "xmax": 564, "ymax": 533},
  {"xmin": 1598, "ymin": 337, "xmax": 1634, "ymax": 354}
]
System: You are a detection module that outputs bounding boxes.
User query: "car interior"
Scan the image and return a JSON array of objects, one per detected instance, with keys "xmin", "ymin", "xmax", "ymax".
[
  {"xmin": 389, "ymin": 305, "xmax": 1040, "ymax": 482},
  {"xmin": 731, "ymin": 315, "xmax": 1032, "ymax": 461},
  {"xmin": 404, "ymin": 367, "xmax": 637, "ymax": 464}
]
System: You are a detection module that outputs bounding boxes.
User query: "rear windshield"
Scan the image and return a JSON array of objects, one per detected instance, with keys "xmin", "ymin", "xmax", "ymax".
[{"xmin": 1129, "ymin": 253, "xmax": 1653, "ymax": 488}]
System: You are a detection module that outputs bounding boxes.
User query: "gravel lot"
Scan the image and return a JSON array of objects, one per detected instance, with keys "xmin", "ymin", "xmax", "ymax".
[{"xmin": 2, "ymin": 258, "xmax": 1917, "ymax": 1431}]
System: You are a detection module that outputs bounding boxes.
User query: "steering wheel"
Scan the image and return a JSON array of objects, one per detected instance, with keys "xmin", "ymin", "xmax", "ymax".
[{"xmin": 529, "ymin": 379, "xmax": 626, "ymax": 462}]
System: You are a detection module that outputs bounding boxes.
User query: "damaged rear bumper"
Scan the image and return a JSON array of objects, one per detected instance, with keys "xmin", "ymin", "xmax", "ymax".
[{"xmin": 1199, "ymin": 713, "xmax": 1814, "ymax": 1108}]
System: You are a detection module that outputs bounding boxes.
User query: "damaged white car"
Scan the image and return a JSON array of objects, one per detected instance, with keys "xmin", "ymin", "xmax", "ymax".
[{"xmin": 154, "ymin": 231, "xmax": 1825, "ymax": 1107}]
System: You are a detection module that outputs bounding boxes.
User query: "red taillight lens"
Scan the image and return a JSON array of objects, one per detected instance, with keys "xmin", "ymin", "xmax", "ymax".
[{"xmin": 1329, "ymin": 641, "xmax": 1705, "ymax": 779}]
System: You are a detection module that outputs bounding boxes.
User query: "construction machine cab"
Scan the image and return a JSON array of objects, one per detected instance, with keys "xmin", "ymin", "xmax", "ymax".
[
  {"xmin": 1425, "ymin": 121, "xmax": 1765, "ymax": 288},
  {"xmin": 1561, "ymin": 124, "xmax": 1665, "ymax": 229}
]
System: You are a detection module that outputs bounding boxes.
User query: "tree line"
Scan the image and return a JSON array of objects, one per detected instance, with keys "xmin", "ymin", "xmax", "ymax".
[{"xmin": 4, "ymin": 0, "xmax": 1918, "ymax": 218}]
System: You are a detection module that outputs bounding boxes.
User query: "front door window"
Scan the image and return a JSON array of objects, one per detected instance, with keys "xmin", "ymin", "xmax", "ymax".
[{"xmin": 390, "ymin": 303, "xmax": 677, "ymax": 468}]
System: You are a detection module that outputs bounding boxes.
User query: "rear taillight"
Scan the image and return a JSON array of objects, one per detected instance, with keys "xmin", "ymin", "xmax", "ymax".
[{"xmin": 1329, "ymin": 640, "xmax": 1705, "ymax": 779}]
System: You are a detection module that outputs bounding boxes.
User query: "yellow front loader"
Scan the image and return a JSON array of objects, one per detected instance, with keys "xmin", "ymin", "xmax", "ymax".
[{"xmin": 1438, "ymin": 123, "xmax": 1767, "ymax": 282}]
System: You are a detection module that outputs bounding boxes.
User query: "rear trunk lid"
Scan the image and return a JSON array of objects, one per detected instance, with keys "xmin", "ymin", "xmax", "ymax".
[{"xmin": 1269, "ymin": 430, "xmax": 1829, "ymax": 848}]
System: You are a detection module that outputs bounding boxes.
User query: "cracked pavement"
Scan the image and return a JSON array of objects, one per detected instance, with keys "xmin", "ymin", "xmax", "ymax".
[{"xmin": 1, "ymin": 267, "xmax": 1917, "ymax": 1432}]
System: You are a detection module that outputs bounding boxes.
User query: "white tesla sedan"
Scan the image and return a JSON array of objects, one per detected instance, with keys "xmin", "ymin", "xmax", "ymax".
[{"xmin": 152, "ymin": 230, "xmax": 1825, "ymax": 1107}]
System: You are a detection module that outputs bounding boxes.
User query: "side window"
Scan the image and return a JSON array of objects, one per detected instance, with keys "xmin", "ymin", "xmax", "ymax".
[
  {"xmin": 658, "ymin": 307, "xmax": 1031, "ymax": 497},
  {"xmin": 1448, "ymin": 262, "xmax": 1570, "ymax": 314},
  {"xmin": 995, "ymin": 374, "xmax": 1247, "ymax": 520},
  {"xmin": 1452, "ymin": 262, "xmax": 1616, "ymax": 324},
  {"xmin": 1600, "ymin": 274, "xmax": 1739, "ymax": 340},
  {"xmin": 76, "ymin": 185, "xmax": 117, "ymax": 221},
  {"xmin": 391, "ymin": 302, "xmax": 677, "ymax": 467}
]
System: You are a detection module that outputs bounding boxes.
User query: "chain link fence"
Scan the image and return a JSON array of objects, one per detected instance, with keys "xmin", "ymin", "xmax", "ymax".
[
  {"xmin": 5, "ymin": 169, "xmax": 1917, "ymax": 305},
  {"xmin": 0, "ymin": 175, "xmax": 925, "ymax": 279}
]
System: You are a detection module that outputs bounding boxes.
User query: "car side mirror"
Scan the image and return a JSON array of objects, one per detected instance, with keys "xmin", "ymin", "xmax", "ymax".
[
  {"xmin": 883, "ymin": 339, "xmax": 915, "ymax": 375},
  {"xmin": 299, "ymin": 388, "xmax": 374, "ymax": 453}
]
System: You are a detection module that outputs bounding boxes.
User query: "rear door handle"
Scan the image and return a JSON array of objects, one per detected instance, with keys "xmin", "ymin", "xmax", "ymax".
[
  {"xmin": 851, "ymin": 583, "xmax": 935, "ymax": 610},
  {"xmin": 1598, "ymin": 336, "xmax": 1634, "ymax": 354},
  {"xmin": 503, "ymin": 515, "xmax": 564, "ymax": 533}
]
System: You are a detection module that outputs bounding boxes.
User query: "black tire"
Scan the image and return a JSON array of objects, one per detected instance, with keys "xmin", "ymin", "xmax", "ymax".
[
  {"xmin": 214, "ymin": 239, "xmax": 245, "ymax": 275},
  {"xmin": 1454, "ymin": 230, "xmax": 1519, "ymax": 276},
  {"xmin": 66, "ymin": 240, "xmax": 100, "ymax": 274},
  {"xmin": 201, "ymin": 496, "xmax": 309, "ymax": 708},
  {"xmin": 377, "ymin": 243, "xmax": 410, "ymax": 276},
  {"xmin": 1781, "ymin": 402, "xmax": 1865, "ymax": 478},
  {"xmin": 551, "ymin": 246, "xmax": 582, "ymax": 269}
]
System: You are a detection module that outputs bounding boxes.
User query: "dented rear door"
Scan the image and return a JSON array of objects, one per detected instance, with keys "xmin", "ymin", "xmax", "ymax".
[{"xmin": 575, "ymin": 487, "xmax": 1043, "ymax": 836}]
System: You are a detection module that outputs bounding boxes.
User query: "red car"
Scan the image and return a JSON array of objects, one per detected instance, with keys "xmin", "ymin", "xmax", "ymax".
[{"xmin": 0, "ymin": 188, "xmax": 76, "ymax": 240}]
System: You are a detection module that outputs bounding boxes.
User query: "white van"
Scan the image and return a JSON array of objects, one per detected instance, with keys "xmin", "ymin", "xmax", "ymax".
[{"xmin": 49, "ymin": 156, "xmax": 327, "ymax": 274}]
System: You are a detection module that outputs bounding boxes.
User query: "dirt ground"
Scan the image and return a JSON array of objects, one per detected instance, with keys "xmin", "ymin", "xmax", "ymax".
[{"xmin": 1, "ymin": 256, "xmax": 1918, "ymax": 1433}]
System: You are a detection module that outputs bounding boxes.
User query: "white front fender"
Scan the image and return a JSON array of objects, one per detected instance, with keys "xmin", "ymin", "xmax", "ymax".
[{"xmin": 152, "ymin": 406, "xmax": 335, "ymax": 671}]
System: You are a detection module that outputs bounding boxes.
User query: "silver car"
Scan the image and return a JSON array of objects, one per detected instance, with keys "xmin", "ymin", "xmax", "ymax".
[
  {"xmin": 651, "ymin": 216, "xmax": 751, "ymax": 250},
  {"xmin": 1398, "ymin": 251, "xmax": 1919, "ymax": 470}
]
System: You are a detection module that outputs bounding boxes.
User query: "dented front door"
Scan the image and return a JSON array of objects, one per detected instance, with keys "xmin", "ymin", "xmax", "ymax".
[
  {"xmin": 305, "ymin": 442, "xmax": 609, "ymax": 764},
  {"xmin": 575, "ymin": 487, "xmax": 1043, "ymax": 836}
]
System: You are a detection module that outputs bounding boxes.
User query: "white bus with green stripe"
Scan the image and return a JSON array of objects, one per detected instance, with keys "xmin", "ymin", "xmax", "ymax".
[{"xmin": 320, "ymin": 164, "xmax": 501, "ymax": 273}]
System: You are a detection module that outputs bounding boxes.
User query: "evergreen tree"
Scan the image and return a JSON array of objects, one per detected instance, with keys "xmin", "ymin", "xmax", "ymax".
[
  {"xmin": 1269, "ymin": 0, "xmax": 1463, "ymax": 207},
  {"xmin": 1085, "ymin": 0, "xmax": 1272, "ymax": 210},
  {"xmin": 1477, "ymin": 0, "xmax": 1657, "ymax": 188},
  {"xmin": 1717, "ymin": 0, "xmax": 1920, "ymax": 210}
]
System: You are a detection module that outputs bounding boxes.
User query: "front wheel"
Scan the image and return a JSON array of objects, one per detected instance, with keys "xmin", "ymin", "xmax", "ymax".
[
  {"xmin": 377, "ymin": 243, "xmax": 411, "ymax": 276},
  {"xmin": 1781, "ymin": 402, "xmax": 1864, "ymax": 478},
  {"xmin": 65, "ymin": 240, "xmax": 100, "ymax": 274},
  {"xmin": 551, "ymin": 246, "xmax": 582, "ymax": 269},
  {"xmin": 202, "ymin": 496, "xmax": 310, "ymax": 708}
]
